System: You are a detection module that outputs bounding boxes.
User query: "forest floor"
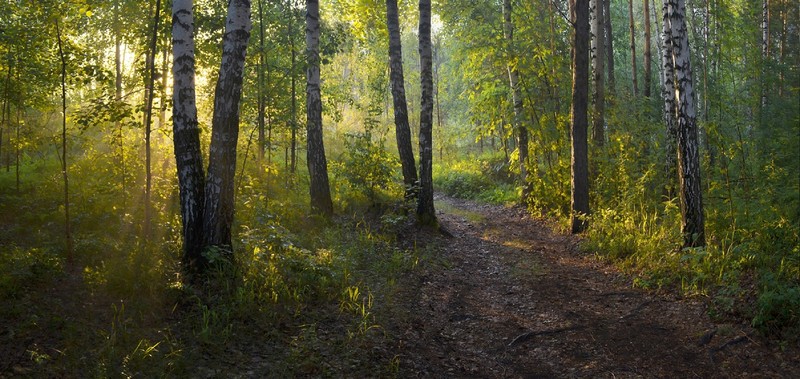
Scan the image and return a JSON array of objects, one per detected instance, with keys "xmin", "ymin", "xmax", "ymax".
[{"xmin": 382, "ymin": 194, "xmax": 800, "ymax": 378}]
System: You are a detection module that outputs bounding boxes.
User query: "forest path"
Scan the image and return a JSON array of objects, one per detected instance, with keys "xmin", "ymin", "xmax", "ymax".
[{"xmin": 387, "ymin": 194, "xmax": 798, "ymax": 378}]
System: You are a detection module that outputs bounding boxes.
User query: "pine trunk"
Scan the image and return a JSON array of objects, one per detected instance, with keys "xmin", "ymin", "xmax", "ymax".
[
  {"xmin": 386, "ymin": 0, "xmax": 418, "ymax": 197},
  {"xmin": 591, "ymin": 0, "xmax": 605, "ymax": 145},
  {"xmin": 172, "ymin": 0, "xmax": 206, "ymax": 268},
  {"xmin": 203, "ymin": 0, "xmax": 252, "ymax": 251},
  {"xmin": 571, "ymin": 0, "xmax": 591, "ymax": 233},
  {"xmin": 257, "ymin": 0, "xmax": 266, "ymax": 162},
  {"xmin": 305, "ymin": 0, "xmax": 333, "ymax": 216},
  {"xmin": 503, "ymin": 0, "xmax": 528, "ymax": 185},
  {"xmin": 417, "ymin": 0, "xmax": 436, "ymax": 225},
  {"xmin": 664, "ymin": 0, "xmax": 705, "ymax": 248},
  {"xmin": 289, "ymin": 2, "xmax": 298, "ymax": 173}
]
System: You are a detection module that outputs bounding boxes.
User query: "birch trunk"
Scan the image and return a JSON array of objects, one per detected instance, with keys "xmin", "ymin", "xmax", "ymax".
[
  {"xmin": 604, "ymin": 0, "xmax": 615, "ymax": 93},
  {"xmin": 503, "ymin": 0, "xmax": 528, "ymax": 185},
  {"xmin": 305, "ymin": 0, "xmax": 333, "ymax": 215},
  {"xmin": 386, "ymin": 0, "xmax": 418, "ymax": 197},
  {"xmin": 571, "ymin": 0, "xmax": 590, "ymax": 233},
  {"xmin": 660, "ymin": 0, "xmax": 677, "ymax": 198},
  {"xmin": 204, "ymin": 0, "xmax": 252, "ymax": 251},
  {"xmin": 417, "ymin": 0, "xmax": 436, "ymax": 225},
  {"xmin": 172, "ymin": 0, "xmax": 206, "ymax": 267},
  {"xmin": 664, "ymin": 0, "xmax": 705, "ymax": 247}
]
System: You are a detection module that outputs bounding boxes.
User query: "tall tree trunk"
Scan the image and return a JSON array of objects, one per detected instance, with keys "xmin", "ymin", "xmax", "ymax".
[
  {"xmin": 143, "ymin": 0, "xmax": 162, "ymax": 238},
  {"xmin": 571, "ymin": 0, "xmax": 590, "ymax": 233},
  {"xmin": 55, "ymin": 19, "xmax": 73, "ymax": 264},
  {"xmin": 660, "ymin": 0, "xmax": 677, "ymax": 198},
  {"xmin": 604, "ymin": 0, "xmax": 615, "ymax": 93},
  {"xmin": 591, "ymin": 0, "xmax": 605, "ymax": 145},
  {"xmin": 417, "ymin": 0, "xmax": 436, "ymax": 225},
  {"xmin": 114, "ymin": 1, "xmax": 126, "ymax": 204},
  {"xmin": 761, "ymin": 0, "xmax": 769, "ymax": 114},
  {"xmin": 305, "ymin": 0, "xmax": 333, "ymax": 215},
  {"xmin": 257, "ymin": 0, "xmax": 266, "ymax": 162},
  {"xmin": 0, "ymin": 60, "xmax": 9, "ymax": 178},
  {"xmin": 386, "ymin": 0, "xmax": 418, "ymax": 197},
  {"xmin": 664, "ymin": 0, "xmax": 705, "ymax": 248},
  {"xmin": 172, "ymin": 0, "xmax": 206, "ymax": 269},
  {"xmin": 778, "ymin": 0, "xmax": 786, "ymax": 96},
  {"xmin": 629, "ymin": 0, "xmax": 639, "ymax": 96},
  {"xmin": 289, "ymin": 2, "xmax": 298, "ymax": 174},
  {"xmin": 203, "ymin": 0, "xmax": 252, "ymax": 251},
  {"xmin": 503, "ymin": 0, "xmax": 528, "ymax": 186},
  {"xmin": 643, "ymin": 0, "xmax": 652, "ymax": 97}
]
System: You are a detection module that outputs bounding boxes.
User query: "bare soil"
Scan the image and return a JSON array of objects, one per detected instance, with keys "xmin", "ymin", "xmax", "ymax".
[{"xmin": 386, "ymin": 194, "xmax": 800, "ymax": 378}]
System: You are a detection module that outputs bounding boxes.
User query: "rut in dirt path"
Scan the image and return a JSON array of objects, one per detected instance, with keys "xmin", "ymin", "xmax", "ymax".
[{"xmin": 389, "ymin": 195, "xmax": 799, "ymax": 378}]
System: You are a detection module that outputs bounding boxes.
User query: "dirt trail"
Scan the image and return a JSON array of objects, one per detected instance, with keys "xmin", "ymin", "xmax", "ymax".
[{"xmin": 388, "ymin": 195, "xmax": 799, "ymax": 378}]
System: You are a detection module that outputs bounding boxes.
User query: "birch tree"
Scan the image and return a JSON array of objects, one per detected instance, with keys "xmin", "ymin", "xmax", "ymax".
[
  {"xmin": 663, "ymin": 0, "xmax": 705, "ymax": 247},
  {"xmin": 305, "ymin": 0, "xmax": 333, "ymax": 215},
  {"xmin": 417, "ymin": 0, "xmax": 436, "ymax": 224},
  {"xmin": 386, "ymin": 0, "xmax": 418, "ymax": 197}
]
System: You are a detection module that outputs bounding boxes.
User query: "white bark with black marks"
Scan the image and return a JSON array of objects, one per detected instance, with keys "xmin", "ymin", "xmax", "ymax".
[
  {"xmin": 663, "ymin": 0, "xmax": 705, "ymax": 247},
  {"xmin": 305, "ymin": 0, "xmax": 333, "ymax": 216},
  {"xmin": 417, "ymin": 0, "xmax": 436, "ymax": 225},
  {"xmin": 204, "ymin": 0, "xmax": 252, "ymax": 251},
  {"xmin": 172, "ymin": 0, "xmax": 206, "ymax": 268}
]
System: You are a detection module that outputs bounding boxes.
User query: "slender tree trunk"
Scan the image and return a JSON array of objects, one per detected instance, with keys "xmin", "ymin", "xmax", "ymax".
[
  {"xmin": 761, "ymin": 0, "xmax": 769, "ymax": 114},
  {"xmin": 55, "ymin": 19, "xmax": 73, "ymax": 264},
  {"xmin": 289, "ymin": 2, "xmax": 298, "ymax": 174},
  {"xmin": 172, "ymin": 0, "xmax": 206, "ymax": 269},
  {"xmin": 778, "ymin": 0, "xmax": 785, "ymax": 96},
  {"xmin": 604, "ymin": 0, "xmax": 615, "ymax": 93},
  {"xmin": 114, "ymin": 1, "xmax": 126, "ymax": 205},
  {"xmin": 643, "ymin": 0, "xmax": 652, "ymax": 97},
  {"xmin": 571, "ymin": 0, "xmax": 590, "ymax": 233},
  {"xmin": 629, "ymin": 0, "xmax": 639, "ymax": 96},
  {"xmin": 591, "ymin": 0, "xmax": 605, "ymax": 145},
  {"xmin": 143, "ymin": 0, "xmax": 162, "ymax": 238},
  {"xmin": 203, "ymin": 0, "xmax": 252, "ymax": 251},
  {"xmin": 0, "ymin": 60, "xmax": 9, "ymax": 175},
  {"xmin": 664, "ymin": 0, "xmax": 705, "ymax": 248},
  {"xmin": 15, "ymin": 105, "xmax": 20, "ymax": 191},
  {"xmin": 257, "ymin": 0, "xmax": 266, "ymax": 162},
  {"xmin": 503, "ymin": 0, "xmax": 528, "ymax": 186},
  {"xmin": 660, "ymin": 0, "xmax": 677, "ymax": 198},
  {"xmin": 305, "ymin": 0, "xmax": 333, "ymax": 215},
  {"xmin": 417, "ymin": 0, "xmax": 436, "ymax": 225},
  {"xmin": 387, "ymin": 0, "xmax": 418, "ymax": 197}
]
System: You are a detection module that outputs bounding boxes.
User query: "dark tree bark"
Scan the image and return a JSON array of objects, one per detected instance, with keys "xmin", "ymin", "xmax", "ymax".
[
  {"xmin": 644, "ymin": 0, "xmax": 653, "ymax": 97},
  {"xmin": 663, "ymin": 0, "xmax": 705, "ymax": 247},
  {"xmin": 257, "ymin": 0, "xmax": 266, "ymax": 162},
  {"xmin": 660, "ymin": 0, "xmax": 677, "ymax": 199},
  {"xmin": 55, "ymin": 19, "xmax": 74, "ymax": 263},
  {"xmin": 386, "ymin": 0, "xmax": 418, "ymax": 197},
  {"xmin": 417, "ymin": 0, "xmax": 436, "ymax": 225},
  {"xmin": 629, "ymin": 0, "xmax": 639, "ymax": 96},
  {"xmin": 289, "ymin": 0, "xmax": 298, "ymax": 173},
  {"xmin": 503, "ymin": 0, "xmax": 528, "ymax": 185},
  {"xmin": 143, "ymin": 0, "xmax": 162, "ymax": 237},
  {"xmin": 172, "ymin": 0, "xmax": 206, "ymax": 268},
  {"xmin": 203, "ymin": 0, "xmax": 252, "ymax": 251},
  {"xmin": 305, "ymin": 0, "xmax": 333, "ymax": 216},
  {"xmin": 591, "ymin": 0, "xmax": 605, "ymax": 145},
  {"xmin": 571, "ymin": 0, "xmax": 590, "ymax": 233},
  {"xmin": 604, "ymin": 0, "xmax": 615, "ymax": 93}
]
